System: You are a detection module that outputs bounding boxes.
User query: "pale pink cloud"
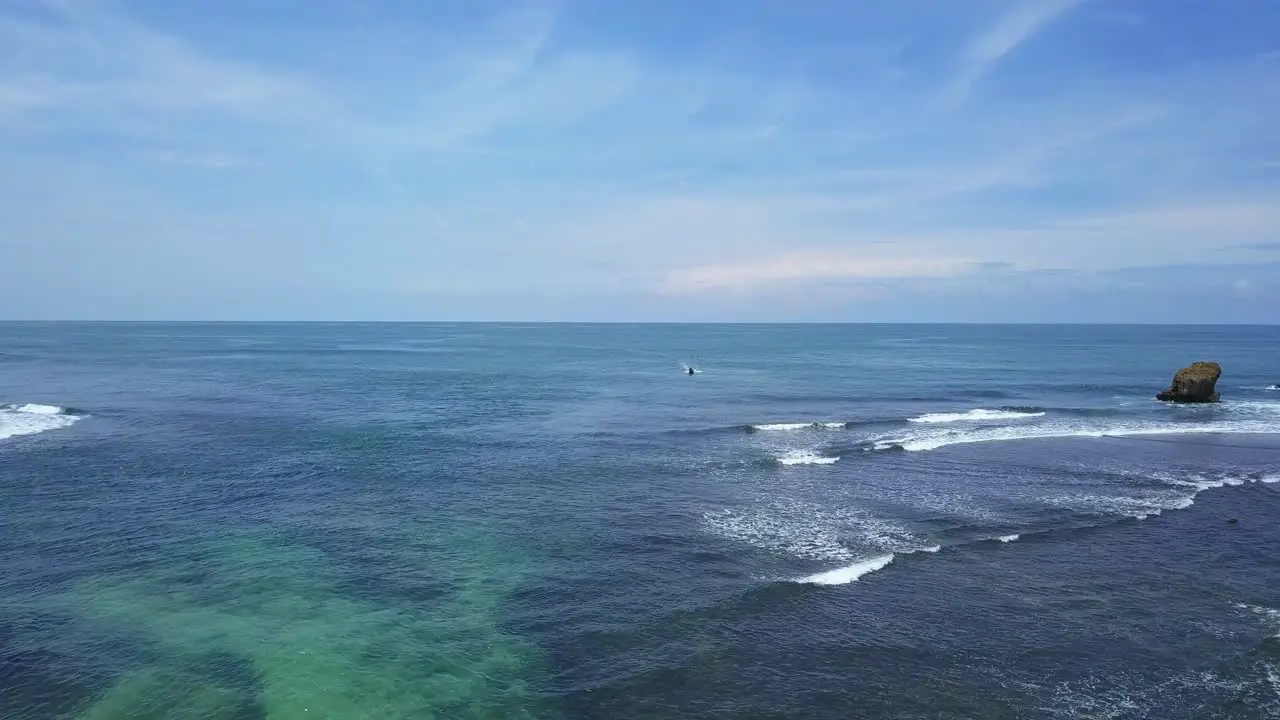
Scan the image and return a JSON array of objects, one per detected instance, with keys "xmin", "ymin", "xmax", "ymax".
[{"xmin": 658, "ymin": 253, "xmax": 977, "ymax": 295}]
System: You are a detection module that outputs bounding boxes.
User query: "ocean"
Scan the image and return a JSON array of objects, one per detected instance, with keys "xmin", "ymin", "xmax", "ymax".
[{"xmin": 1, "ymin": 322, "xmax": 1278, "ymax": 719}]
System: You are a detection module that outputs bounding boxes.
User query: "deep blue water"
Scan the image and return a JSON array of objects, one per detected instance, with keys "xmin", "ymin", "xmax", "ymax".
[{"xmin": 2, "ymin": 323, "xmax": 1279, "ymax": 719}]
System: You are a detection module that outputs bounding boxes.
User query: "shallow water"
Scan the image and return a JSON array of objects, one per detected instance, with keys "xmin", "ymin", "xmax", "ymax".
[{"xmin": 2, "ymin": 323, "xmax": 1278, "ymax": 718}]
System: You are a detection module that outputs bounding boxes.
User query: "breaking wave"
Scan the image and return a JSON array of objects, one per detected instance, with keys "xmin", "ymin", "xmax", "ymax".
[
  {"xmin": 871, "ymin": 401, "xmax": 1280, "ymax": 453},
  {"xmin": 751, "ymin": 422, "xmax": 847, "ymax": 432},
  {"xmin": 708, "ymin": 469, "xmax": 1276, "ymax": 589},
  {"xmin": 775, "ymin": 450, "xmax": 839, "ymax": 466},
  {"xmin": 796, "ymin": 555, "xmax": 895, "ymax": 585},
  {"xmin": 0, "ymin": 403, "xmax": 81, "ymax": 441},
  {"xmin": 908, "ymin": 408, "xmax": 1046, "ymax": 424},
  {"xmin": 1236, "ymin": 604, "xmax": 1280, "ymax": 637}
]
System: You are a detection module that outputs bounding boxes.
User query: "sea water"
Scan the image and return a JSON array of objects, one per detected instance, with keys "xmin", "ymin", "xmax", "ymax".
[{"xmin": 1, "ymin": 323, "xmax": 1278, "ymax": 718}]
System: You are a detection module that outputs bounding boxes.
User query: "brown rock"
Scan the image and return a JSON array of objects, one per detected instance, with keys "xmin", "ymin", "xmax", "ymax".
[{"xmin": 1156, "ymin": 361, "xmax": 1222, "ymax": 403}]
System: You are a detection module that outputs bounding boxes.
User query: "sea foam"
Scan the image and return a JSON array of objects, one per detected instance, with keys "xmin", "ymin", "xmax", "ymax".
[
  {"xmin": 870, "ymin": 400, "xmax": 1280, "ymax": 452},
  {"xmin": 753, "ymin": 422, "xmax": 846, "ymax": 432},
  {"xmin": 1235, "ymin": 603, "xmax": 1280, "ymax": 637},
  {"xmin": 885, "ymin": 420, "xmax": 1280, "ymax": 453},
  {"xmin": 0, "ymin": 404, "xmax": 79, "ymax": 441},
  {"xmin": 755, "ymin": 423, "xmax": 813, "ymax": 431},
  {"xmin": 908, "ymin": 408, "xmax": 1046, "ymax": 424},
  {"xmin": 796, "ymin": 554, "xmax": 895, "ymax": 585},
  {"xmin": 11, "ymin": 403, "xmax": 65, "ymax": 415},
  {"xmin": 776, "ymin": 450, "xmax": 839, "ymax": 466}
]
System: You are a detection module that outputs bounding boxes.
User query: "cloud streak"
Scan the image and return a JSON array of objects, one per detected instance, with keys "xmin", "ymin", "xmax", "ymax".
[
  {"xmin": 942, "ymin": 0, "xmax": 1085, "ymax": 107},
  {"xmin": 659, "ymin": 254, "xmax": 978, "ymax": 295},
  {"xmin": 0, "ymin": 0, "xmax": 1277, "ymax": 321}
]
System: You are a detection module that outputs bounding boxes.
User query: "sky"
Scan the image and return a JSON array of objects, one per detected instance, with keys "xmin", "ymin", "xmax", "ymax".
[{"xmin": 1, "ymin": 0, "xmax": 1278, "ymax": 322}]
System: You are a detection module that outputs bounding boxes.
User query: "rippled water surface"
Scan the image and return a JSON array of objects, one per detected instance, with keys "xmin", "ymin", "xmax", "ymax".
[{"xmin": 2, "ymin": 323, "xmax": 1279, "ymax": 718}]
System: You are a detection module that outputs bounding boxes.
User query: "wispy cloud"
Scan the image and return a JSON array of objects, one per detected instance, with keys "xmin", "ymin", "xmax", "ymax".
[
  {"xmin": 942, "ymin": 0, "xmax": 1085, "ymax": 107},
  {"xmin": 146, "ymin": 151, "xmax": 263, "ymax": 170},
  {"xmin": 0, "ymin": 0, "xmax": 632, "ymax": 161},
  {"xmin": 659, "ymin": 253, "xmax": 977, "ymax": 295},
  {"xmin": 0, "ymin": 0, "xmax": 1277, "ymax": 320},
  {"xmin": 1053, "ymin": 200, "xmax": 1280, "ymax": 236}
]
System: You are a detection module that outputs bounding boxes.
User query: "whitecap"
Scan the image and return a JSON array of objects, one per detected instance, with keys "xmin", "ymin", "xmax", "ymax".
[
  {"xmin": 908, "ymin": 408, "xmax": 1046, "ymax": 424},
  {"xmin": 795, "ymin": 554, "xmax": 895, "ymax": 585},
  {"xmin": 1235, "ymin": 603, "xmax": 1280, "ymax": 636},
  {"xmin": 754, "ymin": 423, "xmax": 812, "ymax": 432},
  {"xmin": 1167, "ymin": 474, "xmax": 1248, "ymax": 492},
  {"xmin": 753, "ymin": 422, "xmax": 845, "ymax": 431},
  {"xmin": 9, "ymin": 403, "xmax": 65, "ymax": 415},
  {"xmin": 702, "ymin": 501, "xmax": 923, "ymax": 563},
  {"xmin": 776, "ymin": 450, "xmax": 839, "ymax": 466},
  {"xmin": 0, "ymin": 403, "xmax": 80, "ymax": 441},
  {"xmin": 1046, "ymin": 470, "xmax": 1272, "ymax": 523},
  {"xmin": 998, "ymin": 534, "xmax": 1020, "ymax": 543},
  {"xmin": 882, "ymin": 419, "xmax": 1280, "ymax": 453}
]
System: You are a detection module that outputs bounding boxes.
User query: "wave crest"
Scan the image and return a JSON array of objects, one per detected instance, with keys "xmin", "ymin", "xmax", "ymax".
[
  {"xmin": 795, "ymin": 555, "xmax": 895, "ymax": 585},
  {"xmin": 752, "ymin": 422, "xmax": 846, "ymax": 432},
  {"xmin": 908, "ymin": 408, "xmax": 1046, "ymax": 424},
  {"xmin": 1, "ymin": 403, "xmax": 80, "ymax": 441},
  {"xmin": 776, "ymin": 450, "xmax": 839, "ymax": 466},
  {"xmin": 7, "ymin": 403, "xmax": 67, "ymax": 415}
]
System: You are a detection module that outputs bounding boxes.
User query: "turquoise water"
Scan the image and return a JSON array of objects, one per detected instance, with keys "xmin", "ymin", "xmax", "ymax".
[{"xmin": 2, "ymin": 323, "xmax": 1279, "ymax": 718}]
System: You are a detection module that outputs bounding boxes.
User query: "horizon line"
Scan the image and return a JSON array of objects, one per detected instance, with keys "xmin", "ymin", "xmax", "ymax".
[{"xmin": 1, "ymin": 320, "xmax": 1277, "ymax": 327}]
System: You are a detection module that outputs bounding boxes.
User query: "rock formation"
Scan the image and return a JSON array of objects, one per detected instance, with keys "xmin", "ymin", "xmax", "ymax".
[{"xmin": 1156, "ymin": 361, "xmax": 1222, "ymax": 403}]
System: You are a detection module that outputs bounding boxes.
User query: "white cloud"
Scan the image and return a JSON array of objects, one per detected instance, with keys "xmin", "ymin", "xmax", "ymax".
[
  {"xmin": 942, "ymin": 0, "xmax": 1085, "ymax": 107},
  {"xmin": 1, "ymin": 0, "xmax": 1278, "ymax": 318},
  {"xmin": 146, "ymin": 151, "xmax": 263, "ymax": 170},
  {"xmin": 658, "ymin": 253, "xmax": 977, "ymax": 295},
  {"xmin": 1053, "ymin": 200, "xmax": 1280, "ymax": 236},
  {"xmin": 0, "ymin": 0, "xmax": 634, "ymax": 160}
]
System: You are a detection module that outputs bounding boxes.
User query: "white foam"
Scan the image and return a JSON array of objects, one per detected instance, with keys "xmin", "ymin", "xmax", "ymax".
[
  {"xmin": 702, "ymin": 501, "xmax": 924, "ymax": 563},
  {"xmin": 0, "ymin": 404, "xmax": 79, "ymax": 441},
  {"xmin": 1046, "ymin": 491, "xmax": 1190, "ymax": 521},
  {"xmin": 998, "ymin": 534, "xmax": 1020, "ymax": 543},
  {"xmin": 10, "ymin": 403, "xmax": 64, "ymax": 415},
  {"xmin": 795, "ymin": 554, "xmax": 895, "ymax": 585},
  {"xmin": 755, "ymin": 423, "xmax": 812, "ymax": 431},
  {"xmin": 754, "ymin": 422, "xmax": 845, "ymax": 431},
  {"xmin": 908, "ymin": 408, "xmax": 1046, "ymax": 424},
  {"xmin": 1044, "ymin": 468, "xmax": 1275, "ymax": 521},
  {"xmin": 1228, "ymin": 400, "xmax": 1280, "ymax": 413},
  {"xmin": 883, "ymin": 418, "xmax": 1280, "ymax": 453},
  {"xmin": 776, "ymin": 450, "xmax": 839, "ymax": 466},
  {"xmin": 1267, "ymin": 385, "xmax": 1279, "ymax": 391},
  {"xmin": 1235, "ymin": 603, "xmax": 1280, "ymax": 636},
  {"xmin": 921, "ymin": 545, "xmax": 942, "ymax": 553},
  {"xmin": 1168, "ymin": 474, "xmax": 1249, "ymax": 492}
]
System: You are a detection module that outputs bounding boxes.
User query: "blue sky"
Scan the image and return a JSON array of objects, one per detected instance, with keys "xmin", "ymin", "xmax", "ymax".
[{"xmin": 1, "ymin": 0, "xmax": 1278, "ymax": 321}]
